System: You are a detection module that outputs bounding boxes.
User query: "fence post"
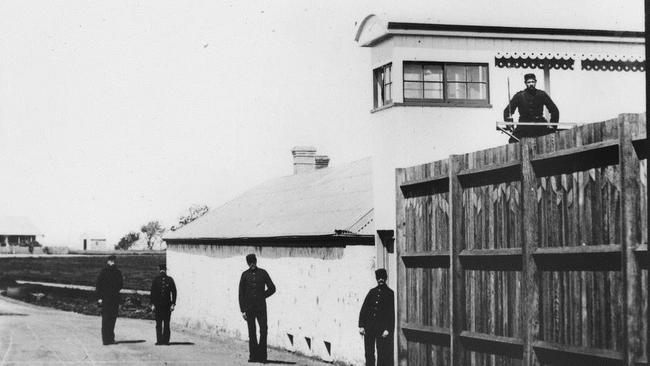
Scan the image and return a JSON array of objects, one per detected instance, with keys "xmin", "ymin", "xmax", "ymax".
[
  {"xmin": 619, "ymin": 114, "xmax": 642, "ymax": 366},
  {"xmin": 449, "ymin": 155, "xmax": 466, "ymax": 366},
  {"xmin": 395, "ymin": 168, "xmax": 408, "ymax": 366},
  {"xmin": 521, "ymin": 139, "xmax": 540, "ymax": 366}
]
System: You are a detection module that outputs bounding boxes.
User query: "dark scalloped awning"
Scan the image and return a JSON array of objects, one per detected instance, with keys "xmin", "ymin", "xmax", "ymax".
[
  {"xmin": 495, "ymin": 52, "xmax": 575, "ymax": 70},
  {"xmin": 581, "ymin": 54, "xmax": 645, "ymax": 72}
]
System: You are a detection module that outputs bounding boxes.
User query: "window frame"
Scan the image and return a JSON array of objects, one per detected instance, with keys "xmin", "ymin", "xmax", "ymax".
[
  {"xmin": 373, "ymin": 63, "xmax": 393, "ymax": 109},
  {"xmin": 402, "ymin": 61, "xmax": 490, "ymax": 106}
]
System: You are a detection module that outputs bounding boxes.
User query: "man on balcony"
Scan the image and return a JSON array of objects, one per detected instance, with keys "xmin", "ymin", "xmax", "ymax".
[{"xmin": 503, "ymin": 73, "xmax": 560, "ymax": 143}]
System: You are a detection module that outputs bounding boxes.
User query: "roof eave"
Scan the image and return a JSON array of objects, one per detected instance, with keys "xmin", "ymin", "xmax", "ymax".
[
  {"xmin": 0, "ymin": 232, "xmax": 42, "ymax": 236},
  {"xmin": 387, "ymin": 22, "xmax": 645, "ymax": 38},
  {"xmin": 164, "ymin": 233, "xmax": 375, "ymax": 247},
  {"xmin": 360, "ymin": 21, "xmax": 645, "ymax": 47},
  {"xmin": 390, "ymin": 29, "xmax": 644, "ymax": 44}
]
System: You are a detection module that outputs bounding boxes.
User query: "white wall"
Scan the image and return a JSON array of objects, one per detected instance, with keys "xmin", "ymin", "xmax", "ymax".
[{"xmin": 167, "ymin": 243, "xmax": 378, "ymax": 365}]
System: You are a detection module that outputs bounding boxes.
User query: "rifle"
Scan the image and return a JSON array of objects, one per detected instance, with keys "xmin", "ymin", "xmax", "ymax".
[
  {"xmin": 507, "ymin": 77, "xmax": 512, "ymax": 122},
  {"xmin": 495, "ymin": 121, "xmax": 577, "ymax": 143},
  {"xmin": 497, "ymin": 77, "xmax": 519, "ymax": 141},
  {"xmin": 496, "ymin": 125, "xmax": 519, "ymax": 142}
]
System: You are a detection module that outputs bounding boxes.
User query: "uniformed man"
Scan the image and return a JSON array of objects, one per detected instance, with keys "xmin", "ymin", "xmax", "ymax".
[
  {"xmin": 95, "ymin": 255, "xmax": 123, "ymax": 345},
  {"xmin": 150, "ymin": 263, "xmax": 177, "ymax": 345},
  {"xmin": 503, "ymin": 73, "xmax": 560, "ymax": 143},
  {"xmin": 238, "ymin": 254, "xmax": 276, "ymax": 363},
  {"xmin": 359, "ymin": 268, "xmax": 395, "ymax": 366}
]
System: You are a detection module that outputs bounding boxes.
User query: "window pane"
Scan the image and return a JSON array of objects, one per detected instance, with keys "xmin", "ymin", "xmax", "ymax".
[
  {"xmin": 404, "ymin": 89, "xmax": 423, "ymax": 99},
  {"xmin": 446, "ymin": 82, "xmax": 467, "ymax": 99},
  {"xmin": 384, "ymin": 83, "xmax": 392, "ymax": 102},
  {"xmin": 424, "ymin": 82, "xmax": 443, "ymax": 99},
  {"xmin": 404, "ymin": 64, "xmax": 423, "ymax": 81},
  {"xmin": 468, "ymin": 83, "xmax": 487, "ymax": 99},
  {"xmin": 373, "ymin": 75, "xmax": 380, "ymax": 107},
  {"xmin": 467, "ymin": 66, "xmax": 487, "ymax": 82},
  {"xmin": 423, "ymin": 65, "xmax": 443, "ymax": 82},
  {"xmin": 445, "ymin": 65, "xmax": 466, "ymax": 82},
  {"xmin": 376, "ymin": 69, "xmax": 384, "ymax": 105},
  {"xmin": 373, "ymin": 65, "xmax": 390, "ymax": 107},
  {"xmin": 404, "ymin": 81, "xmax": 423, "ymax": 99}
]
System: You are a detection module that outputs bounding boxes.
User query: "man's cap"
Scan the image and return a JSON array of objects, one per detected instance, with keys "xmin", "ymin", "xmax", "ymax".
[
  {"xmin": 246, "ymin": 253, "xmax": 257, "ymax": 264},
  {"xmin": 524, "ymin": 73, "xmax": 537, "ymax": 81},
  {"xmin": 107, "ymin": 255, "xmax": 116, "ymax": 262},
  {"xmin": 375, "ymin": 268, "xmax": 388, "ymax": 280},
  {"xmin": 159, "ymin": 264, "xmax": 167, "ymax": 271}
]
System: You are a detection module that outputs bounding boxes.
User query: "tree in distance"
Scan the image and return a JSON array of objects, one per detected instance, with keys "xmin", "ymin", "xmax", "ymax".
[
  {"xmin": 115, "ymin": 232, "xmax": 140, "ymax": 250},
  {"xmin": 141, "ymin": 221, "xmax": 165, "ymax": 250}
]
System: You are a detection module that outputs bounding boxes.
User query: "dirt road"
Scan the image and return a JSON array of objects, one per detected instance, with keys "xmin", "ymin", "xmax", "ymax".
[{"xmin": 0, "ymin": 296, "xmax": 333, "ymax": 365}]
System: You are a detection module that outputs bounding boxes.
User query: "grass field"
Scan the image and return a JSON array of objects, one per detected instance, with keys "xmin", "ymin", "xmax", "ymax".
[
  {"xmin": 2, "ymin": 283, "xmax": 155, "ymax": 320},
  {"xmin": 0, "ymin": 253, "xmax": 165, "ymax": 291}
]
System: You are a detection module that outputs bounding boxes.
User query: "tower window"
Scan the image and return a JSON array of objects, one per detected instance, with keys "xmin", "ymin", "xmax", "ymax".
[{"xmin": 373, "ymin": 63, "xmax": 392, "ymax": 108}]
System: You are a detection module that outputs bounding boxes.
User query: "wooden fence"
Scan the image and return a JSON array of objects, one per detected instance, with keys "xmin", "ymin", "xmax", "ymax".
[{"xmin": 395, "ymin": 113, "xmax": 647, "ymax": 365}]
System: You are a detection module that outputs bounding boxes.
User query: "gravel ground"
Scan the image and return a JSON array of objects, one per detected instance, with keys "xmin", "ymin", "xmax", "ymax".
[{"xmin": 0, "ymin": 294, "xmax": 336, "ymax": 365}]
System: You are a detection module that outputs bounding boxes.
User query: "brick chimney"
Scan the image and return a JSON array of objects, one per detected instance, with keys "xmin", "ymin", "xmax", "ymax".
[
  {"xmin": 315, "ymin": 155, "xmax": 330, "ymax": 169},
  {"xmin": 291, "ymin": 146, "xmax": 317, "ymax": 174}
]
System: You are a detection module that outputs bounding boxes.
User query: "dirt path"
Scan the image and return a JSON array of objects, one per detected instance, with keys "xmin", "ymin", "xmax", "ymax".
[{"xmin": 0, "ymin": 296, "xmax": 334, "ymax": 365}]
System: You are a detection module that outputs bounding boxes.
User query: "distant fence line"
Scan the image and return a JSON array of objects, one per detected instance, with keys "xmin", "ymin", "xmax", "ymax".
[{"xmin": 0, "ymin": 253, "xmax": 166, "ymax": 291}]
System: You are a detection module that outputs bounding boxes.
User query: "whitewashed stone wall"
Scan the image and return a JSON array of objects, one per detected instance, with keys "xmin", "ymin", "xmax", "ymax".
[{"xmin": 167, "ymin": 243, "xmax": 377, "ymax": 365}]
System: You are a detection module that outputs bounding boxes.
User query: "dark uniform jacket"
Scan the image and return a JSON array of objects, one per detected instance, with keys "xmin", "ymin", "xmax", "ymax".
[
  {"xmin": 359, "ymin": 284, "xmax": 395, "ymax": 334},
  {"xmin": 238, "ymin": 267, "xmax": 276, "ymax": 312},
  {"xmin": 503, "ymin": 88, "xmax": 559, "ymax": 138},
  {"xmin": 150, "ymin": 273, "xmax": 177, "ymax": 307},
  {"xmin": 96, "ymin": 265, "xmax": 123, "ymax": 305}
]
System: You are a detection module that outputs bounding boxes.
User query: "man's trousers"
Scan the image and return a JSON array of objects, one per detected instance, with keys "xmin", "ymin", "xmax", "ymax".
[
  {"xmin": 245, "ymin": 306, "xmax": 268, "ymax": 361},
  {"xmin": 364, "ymin": 331, "xmax": 393, "ymax": 366},
  {"xmin": 155, "ymin": 306, "xmax": 172, "ymax": 344},
  {"xmin": 101, "ymin": 304, "xmax": 119, "ymax": 345}
]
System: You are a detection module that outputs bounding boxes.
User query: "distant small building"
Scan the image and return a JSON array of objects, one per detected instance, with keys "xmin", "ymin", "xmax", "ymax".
[
  {"xmin": 0, "ymin": 216, "xmax": 42, "ymax": 254},
  {"xmin": 80, "ymin": 232, "xmax": 108, "ymax": 251},
  {"xmin": 164, "ymin": 148, "xmax": 376, "ymax": 364}
]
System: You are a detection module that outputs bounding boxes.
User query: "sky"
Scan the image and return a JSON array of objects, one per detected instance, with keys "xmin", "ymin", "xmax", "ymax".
[{"xmin": 0, "ymin": 0, "xmax": 644, "ymax": 248}]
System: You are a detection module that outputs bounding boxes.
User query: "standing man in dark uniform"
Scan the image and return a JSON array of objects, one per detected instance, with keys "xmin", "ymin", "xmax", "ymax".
[
  {"xmin": 359, "ymin": 269, "xmax": 395, "ymax": 366},
  {"xmin": 95, "ymin": 255, "xmax": 123, "ymax": 345},
  {"xmin": 503, "ymin": 73, "xmax": 560, "ymax": 143},
  {"xmin": 239, "ymin": 254, "xmax": 276, "ymax": 363},
  {"xmin": 150, "ymin": 263, "xmax": 177, "ymax": 345}
]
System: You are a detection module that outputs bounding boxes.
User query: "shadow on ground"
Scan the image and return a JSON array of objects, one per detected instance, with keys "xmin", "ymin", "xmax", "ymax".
[
  {"xmin": 114, "ymin": 340, "xmax": 146, "ymax": 344},
  {"xmin": 264, "ymin": 361, "xmax": 296, "ymax": 365}
]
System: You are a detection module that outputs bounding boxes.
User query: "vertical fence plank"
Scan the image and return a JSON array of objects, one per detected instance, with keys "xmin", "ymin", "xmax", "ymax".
[
  {"xmin": 521, "ymin": 139, "xmax": 540, "ymax": 366},
  {"xmin": 620, "ymin": 115, "xmax": 642, "ymax": 365},
  {"xmin": 450, "ymin": 155, "xmax": 467, "ymax": 366},
  {"xmin": 396, "ymin": 168, "xmax": 408, "ymax": 366}
]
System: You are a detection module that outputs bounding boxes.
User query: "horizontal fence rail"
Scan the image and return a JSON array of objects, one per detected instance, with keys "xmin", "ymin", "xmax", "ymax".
[{"xmin": 396, "ymin": 113, "xmax": 647, "ymax": 366}]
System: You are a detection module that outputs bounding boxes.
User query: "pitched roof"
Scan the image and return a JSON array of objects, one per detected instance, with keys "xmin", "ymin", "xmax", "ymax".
[
  {"xmin": 165, "ymin": 157, "xmax": 373, "ymax": 240},
  {"xmin": 0, "ymin": 216, "xmax": 41, "ymax": 236}
]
